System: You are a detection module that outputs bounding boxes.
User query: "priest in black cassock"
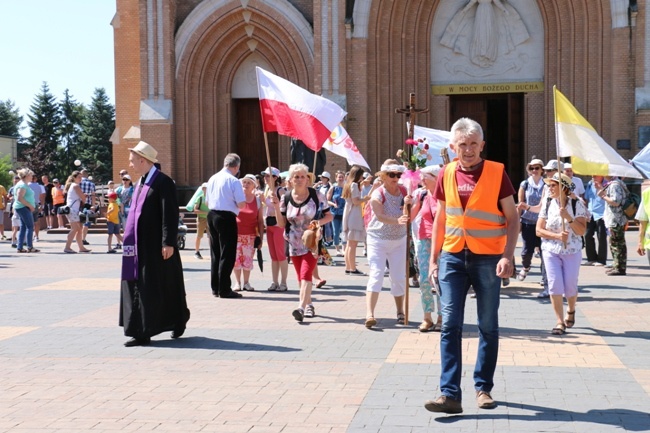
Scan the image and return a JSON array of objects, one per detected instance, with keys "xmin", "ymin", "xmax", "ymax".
[{"xmin": 119, "ymin": 141, "xmax": 190, "ymax": 347}]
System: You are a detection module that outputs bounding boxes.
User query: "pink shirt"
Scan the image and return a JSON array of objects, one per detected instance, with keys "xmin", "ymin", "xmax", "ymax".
[{"xmin": 418, "ymin": 192, "xmax": 437, "ymax": 240}]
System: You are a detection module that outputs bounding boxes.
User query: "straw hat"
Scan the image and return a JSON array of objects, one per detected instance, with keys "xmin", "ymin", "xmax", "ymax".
[
  {"xmin": 128, "ymin": 141, "xmax": 159, "ymax": 163},
  {"xmin": 543, "ymin": 173, "xmax": 575, "ymax": 191}
]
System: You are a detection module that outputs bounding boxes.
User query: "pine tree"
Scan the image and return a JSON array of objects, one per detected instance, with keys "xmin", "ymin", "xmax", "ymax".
[
  {"xmin": 77, "ymin": 88, "xmax": 115, "ymax": 183},
  {"xmin": 21, "ymin": 82, "xmax": 62, "ymax": 177},
  {"xmin": 0, "ymin": 99, "xmax": 23, "ymax": 137},
  {"xmin": 57, "ymin": 89, "xmax": 85, "ymax": 176}
]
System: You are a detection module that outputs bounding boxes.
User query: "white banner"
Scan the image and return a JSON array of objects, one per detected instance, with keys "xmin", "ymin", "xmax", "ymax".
[
  {"xmin": 412, "ymin": 125, "xmax": 456, "ymax": 166},
  {"xmin": 322, "ymin": 124, "xmax": 371, "ymax": 170}
]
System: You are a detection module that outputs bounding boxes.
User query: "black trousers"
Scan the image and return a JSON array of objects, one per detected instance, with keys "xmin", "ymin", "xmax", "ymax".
[
  {"xmin": 585, "ymin": 216, "xmax": 607, "ymax": 265},
  {"xmin": 207, "ymin": 210, "xmax": 238, "ymax": 296}
]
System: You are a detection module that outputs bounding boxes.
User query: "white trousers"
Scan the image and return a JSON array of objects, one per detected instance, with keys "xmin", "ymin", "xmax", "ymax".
[{"xmin": 366, "ymin": 235, "xmax": 406, "ymax": 296}]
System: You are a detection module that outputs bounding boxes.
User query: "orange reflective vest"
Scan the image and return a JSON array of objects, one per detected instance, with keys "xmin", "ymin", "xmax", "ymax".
[
  {"xmin": 52, "ymin": 186, "xmax": 65, "ymax": 206},
  {"xmin": 442, "ymin": 160, "xmax": 507, "ymax": 254}
]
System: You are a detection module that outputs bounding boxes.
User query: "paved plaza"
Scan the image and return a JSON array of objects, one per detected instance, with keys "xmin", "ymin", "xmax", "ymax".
[{"xmin": 1, "ymin": 230, "xmax": 649, "ymax": 433}]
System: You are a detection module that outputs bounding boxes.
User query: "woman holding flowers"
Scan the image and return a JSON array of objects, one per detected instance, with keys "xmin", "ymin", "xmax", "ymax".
[{"xmin": 364, "ymin": 159, "xmax": 412, "ymax": 328}]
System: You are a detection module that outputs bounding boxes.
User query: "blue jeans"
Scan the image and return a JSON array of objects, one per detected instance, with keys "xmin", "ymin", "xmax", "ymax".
[
  {"xmin": 332, "ymin": 215, "xmax": 343, "ymax": 246},
  {"xmin": 438, "ymin": 250, "xmax": 501, "ymax": 401},
  {"xmin": 15, "ymin": 206, "xmax": 35, "ymax": 250}
]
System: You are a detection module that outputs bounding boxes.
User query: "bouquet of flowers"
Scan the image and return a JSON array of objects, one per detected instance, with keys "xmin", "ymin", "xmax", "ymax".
[{"xmin": 396, "ymin": 137, "xmax": 430, "ymax": 191}]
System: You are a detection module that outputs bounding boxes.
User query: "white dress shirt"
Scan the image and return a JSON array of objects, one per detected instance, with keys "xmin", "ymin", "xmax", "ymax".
[{"xmin": 205, "ymin": 167, "xmax": 245, "ymax": 215}]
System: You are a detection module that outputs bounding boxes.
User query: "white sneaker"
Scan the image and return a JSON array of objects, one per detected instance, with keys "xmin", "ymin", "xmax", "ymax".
[
  {"xmin": 277, "ymin": 283, "xmax": 288, "ymax": 292},
  {"xmin": 242, "ymin": 282, "xmax": 254, "ymax": 291},
  {"xmin": 233, "ymin": 284, "xmax": 242, "ymax": 291},
  {"xmin": 267, "ymin": 282, "xmax": 278, "ymax": 292},
  {"xmin": 516, "ymin": 269, "xmax": 528, "ymax": 282}
]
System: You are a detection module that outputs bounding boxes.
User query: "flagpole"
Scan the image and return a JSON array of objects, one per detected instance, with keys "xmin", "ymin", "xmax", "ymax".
[
  {"xmin": 263, "ymin": 132, "xmax": 273, "ymax": 173},
  {"xmin": 313, "ymin": 149, "xmax": 318, "ymax": 178},
  {"xmin": 553, "ymin": 86, "xmax": 567, "ymax": 247}
]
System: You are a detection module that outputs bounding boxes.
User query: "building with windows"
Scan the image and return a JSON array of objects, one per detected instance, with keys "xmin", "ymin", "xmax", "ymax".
[{"xmin": 112, "ymin": 0, "xmax": 648, "ymax": 188}]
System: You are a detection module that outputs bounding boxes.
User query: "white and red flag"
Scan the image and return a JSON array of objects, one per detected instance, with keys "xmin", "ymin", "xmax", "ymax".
[
  {"xmin": 256, "ymin": 67, "xmax": 347, "ymax": 151},
  {"xmin": 322, "ymin": 124, "xmax": 371, "ymax": 170}
]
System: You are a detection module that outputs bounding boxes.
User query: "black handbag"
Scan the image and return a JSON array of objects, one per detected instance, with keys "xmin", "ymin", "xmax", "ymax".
[{"xmin": 57, "ymin": 205, "xmax": 70, "ymax": 215}]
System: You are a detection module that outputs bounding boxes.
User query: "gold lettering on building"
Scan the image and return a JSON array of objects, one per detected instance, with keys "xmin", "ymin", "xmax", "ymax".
[{"xmin": 432, "ymin": 82, "xmax": 544, "ymax": 95}]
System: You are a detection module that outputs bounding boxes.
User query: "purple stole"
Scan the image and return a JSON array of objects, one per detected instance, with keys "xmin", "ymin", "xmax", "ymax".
[{"xmin": 121, "ymin": 169, "xmax": 160, "ymax": 281}]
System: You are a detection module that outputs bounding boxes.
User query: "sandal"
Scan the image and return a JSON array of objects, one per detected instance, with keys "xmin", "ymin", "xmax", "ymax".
[
  {"xmin": 551, "ymin": 323, "xmax": 566, "ymax": 335},
  {"xmin": 564, "ymin": 310, "xmax": 575, "ymax": 328},
  {"xmin": 396, "ymin": 313, "xmax": 405, "ymax": 325},
  {"xmin": 418, "ymin": 319, "xmax": 434, "ymax": 332},
  {"xmin": 27, "ymin": 248, "xmax": 40, "ymax": 253},
  {"xmin": 433, "ymin": 316, "xmax": 443, "ymax": 332},
  {"xmin": 16, "ymin": 249, "xmax": 27, "ymax": 253},
  {"xmin": 365, "ymin": 317, "xmax": 377, "ymax": 329},
  {"xmin": 315, "ymin": 279, "xmax": 327, "ymax": 288}
]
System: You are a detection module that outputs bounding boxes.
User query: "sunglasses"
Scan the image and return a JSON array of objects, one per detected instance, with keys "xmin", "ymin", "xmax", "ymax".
[
  {"xmin": 387, "ymin": 172, "xmax": 402, "ymax": 179},
  {"xmin": 530, "ymin": 166, "xmax": 542, "ymax": 171}
]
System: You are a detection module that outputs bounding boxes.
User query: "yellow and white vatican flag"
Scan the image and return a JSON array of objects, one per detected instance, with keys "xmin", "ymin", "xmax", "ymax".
[{"xmin": 554, "ymin": 86, "xmax": 642, "ymax": 178}]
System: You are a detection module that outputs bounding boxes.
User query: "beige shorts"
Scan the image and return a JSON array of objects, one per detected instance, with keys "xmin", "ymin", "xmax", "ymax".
[{"xmin": 196, "ymin": 217, "xmax": 208, "ymax": 239}]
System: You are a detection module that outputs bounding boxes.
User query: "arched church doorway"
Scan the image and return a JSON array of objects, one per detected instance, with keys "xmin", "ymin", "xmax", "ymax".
[
  {"xmin": 233, "ymin": 98, "xmax": 279, "ymax": 175},
  {"xmin": 450, "ymin": 93, "xmax": 525, "ymax": 187}
]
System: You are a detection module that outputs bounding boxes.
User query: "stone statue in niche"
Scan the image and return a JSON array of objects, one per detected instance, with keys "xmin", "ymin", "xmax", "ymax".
[{"xmin": 441, "ymin": 0, "xmax": 529, "ymax": 68}]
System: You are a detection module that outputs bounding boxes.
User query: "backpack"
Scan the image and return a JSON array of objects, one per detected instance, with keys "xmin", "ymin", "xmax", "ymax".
[
  {"xmin": 608, "ymin": 180, "xmax": 639, "ymax": 220},
  {"xmin": 363, "ymin": 185, "xmax": 409, "ymax": 228},
  {"xmin": 282, "ymin": 187, "xmax": 321, "ymax": 236}
]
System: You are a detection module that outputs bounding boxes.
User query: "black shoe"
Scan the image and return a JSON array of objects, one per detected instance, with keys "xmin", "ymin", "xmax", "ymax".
[
  {"xmin": 124, "ymin": 337, "xmax": 151, "ymax": 347},
  {"xmin": 347, "ymin": 269, "xmax": 365, "ymax": 276},
  {"xmin": 82, "ymin": 240, "xmax": 90, "ymax": 245},
  {"xmin": 292, "ymin": 308, "xmax": 304, "ymax": 322},
  {"xmin": 171, "ymin": 328, "xmax": 185, "ymax": 339},
  {"xmin": 220, "ymin": 291, "xmax": 243, "ymax": 298},
  {"xmin": 212, "ymin": 291, "xmax": 219, "ymax": 298}
]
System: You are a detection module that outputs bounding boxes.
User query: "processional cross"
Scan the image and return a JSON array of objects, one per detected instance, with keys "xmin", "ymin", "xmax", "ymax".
[{"xmin": 394, "ymin": 93, "xmax": 428, "ymax": 327}]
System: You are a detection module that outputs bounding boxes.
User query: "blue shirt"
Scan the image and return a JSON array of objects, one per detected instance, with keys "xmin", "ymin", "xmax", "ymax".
[
  {"xmin": 205, "ymin": 167, "xmax": 246, "ymax": 215},
  {"xmin": 584, "ymin": 180, "xmax": 606, "ymax": 221}
]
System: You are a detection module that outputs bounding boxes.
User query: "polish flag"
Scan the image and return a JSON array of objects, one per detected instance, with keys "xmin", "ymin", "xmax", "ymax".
[{"xmin": 256, "ymin": 67, "xmax": 347, "ymax": 152}]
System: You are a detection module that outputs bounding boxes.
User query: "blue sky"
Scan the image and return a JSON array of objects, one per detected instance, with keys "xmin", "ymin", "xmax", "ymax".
[{"xmin": 0, "ymin": 1, "xmax": 115, "ymax": 133}]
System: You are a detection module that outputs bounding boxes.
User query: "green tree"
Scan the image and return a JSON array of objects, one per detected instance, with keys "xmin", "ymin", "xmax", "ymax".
[
  {"xmin": 57, "ymin": 89, "xmax": 85, "ymax": 176},
  {"xmin": 21, "ymin": 82, "xmax": 62, "ymax": 177},
  {"xmin": 0, "ymin": 99, "xmax": 23, "ymax": 137},
  {"xmin": 77, "ymin": 88, "xmax": 115, "ymax": 183},
  {"xmin": 0, "ymin": 154, "xmax": 13, "ymax": 189}
]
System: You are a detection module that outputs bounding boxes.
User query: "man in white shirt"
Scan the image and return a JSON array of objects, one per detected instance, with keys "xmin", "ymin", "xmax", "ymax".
[
  {"xmin": 205, "ymin": 153, "xmax": 246, "ymax": 298},
  {"xmin": 563, "ymin": 163, "xmax": 585, "ymax": 198}
]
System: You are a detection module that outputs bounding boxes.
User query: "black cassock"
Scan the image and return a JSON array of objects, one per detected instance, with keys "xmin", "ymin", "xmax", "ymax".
[{"xmin": 119, "ymin": 171, "xmax": 190, "ymax": 339}]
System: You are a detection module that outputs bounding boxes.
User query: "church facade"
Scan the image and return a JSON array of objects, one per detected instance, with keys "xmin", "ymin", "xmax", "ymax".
[{"xmin": 111, "ymin": 0, "xmax": 649, "ymax": 188}]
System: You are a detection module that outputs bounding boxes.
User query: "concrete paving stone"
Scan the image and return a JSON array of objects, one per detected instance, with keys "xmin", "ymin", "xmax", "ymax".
[{"xmin": 1, "ymin": 232, "xmax": 649, "ymax": 432}]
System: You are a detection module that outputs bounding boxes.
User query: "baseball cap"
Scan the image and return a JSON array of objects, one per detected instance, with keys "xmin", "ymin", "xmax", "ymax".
[
  {"xmin": 122, "ymin": 174, "xmax": 131, "ymax": 180},
  {"xmin": 107, "ymin": 192, "xmax": 118, "ymax": 199},
  {"xmin": 261, "ymin": 167, "xmax": 280, "ymax": 177},
  {"xmin": 542, "ymin": 160, "xmax": 563, "ymax": 171},
  {"xmin": 563, "ymin": 163, "xmax": 572, "ymax": 170},
  {"xmin": 320, "ymin": 171, "xmax": 331, "ymax": 179},
  {"xmin": 52, "ymin": 178, "xmax": 59, "ymax": 183},
  {"xmin": 362, "ymin": 172, "xmax": 372, "ymax": 179}
]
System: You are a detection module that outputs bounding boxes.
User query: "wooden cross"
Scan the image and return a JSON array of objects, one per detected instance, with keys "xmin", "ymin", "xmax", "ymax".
[
  {"xmin": 395, "ymin": 93, "xmax": 429, "ymax": 143},
  {"xmin": 394, "ymin": 93, "xmax": 428, "ymax": 327}
]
